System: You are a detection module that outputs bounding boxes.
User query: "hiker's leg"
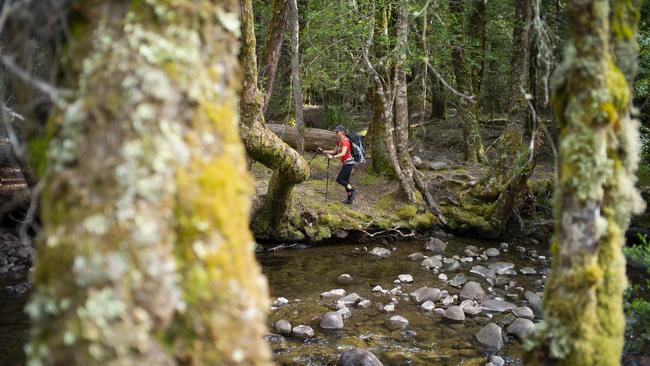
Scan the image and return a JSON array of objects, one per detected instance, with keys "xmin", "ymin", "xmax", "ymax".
[{"xmin": 336, "ymin": 165, "xmax": 353, "ymax": 188}]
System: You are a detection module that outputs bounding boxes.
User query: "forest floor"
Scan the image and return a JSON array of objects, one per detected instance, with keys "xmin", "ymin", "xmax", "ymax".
[{"xmin": 251, "ymin": 115, "xmax": 557, "ymax": 243}]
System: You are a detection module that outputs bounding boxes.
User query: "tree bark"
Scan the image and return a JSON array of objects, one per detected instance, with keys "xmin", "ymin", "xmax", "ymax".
[
  {"xmin": 370, "ymin": 89, "xmax": 393, "ymax": 175},
  {"xmin": 27, "ymin": 1, "xmax": 271, "ymax": 365},
  {"xmin": 260, "ymin": 0, "xmax": 290, "ymax": 116},
  {"xmin": 289, "ymin": 0, "xmax": 305, "ymax": 154},
  {"xmin": 526, "ymin": 0, "xmax": 645, "ymax": 363},
  {"xmin": 449, "ymin": 0, "xmax": 487, "ymax": 163},
  {"xmin": 240, "ymin": 0, "xmax": 310, "ymax": 240}
]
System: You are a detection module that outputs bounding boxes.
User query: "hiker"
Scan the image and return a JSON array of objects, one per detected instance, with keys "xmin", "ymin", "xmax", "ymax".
[{"xmin": 318, "ymin": 125, "xmax": 357, "ymax": 204}]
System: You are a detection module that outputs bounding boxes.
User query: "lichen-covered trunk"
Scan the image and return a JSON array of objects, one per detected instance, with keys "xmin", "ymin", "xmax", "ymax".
[
  {"xmin": 502, "ymin": 0, "xmax": 533, "ymax": 160},
  {"xmin": 449, "ymin": 0, "xmax": 486, "ymax": 164},
  {"xmin": 525, "ymin": 0, "xmax": 645, "ymax": 364},
  {"xmin": 260, "ymin": 0, "xmax": 289, "ymax": 116},
  {"xmin": 240, "ymin": 0, "xmax": 309, "ymax": 240},
  {"xmin": 27, "ymin": 2, "xmax": 271, "ymax": 365},
  {"xmin": 289, "ymin": 0, "xmax": 305, "ymax": 155},
  {"xmin": 393, "ymin": 0, "xmax": 417, "ymax": 203}
]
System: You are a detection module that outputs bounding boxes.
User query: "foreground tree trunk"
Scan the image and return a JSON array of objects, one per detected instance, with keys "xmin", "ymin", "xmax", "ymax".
[
  {"xmin": 260, "ymin": 0, "xmax": 290, "ymax": 116},
  {"xmin": 27, "ymin": 2, "xmax": 271, "ymax": 365},
  {"xmin": 370, "ymin": 91, "xmax": 393, "ymax": 175},
  {"xmin": 240, "ymin": 0, "xmax": 310, "ymax": 240},
  {"xmin": 525, "ymin": 0, "xmax": 644, "ymax": 363},
  {"xmin": 448, "ymin": 0, "xmax": 487, "ymax": 163}
]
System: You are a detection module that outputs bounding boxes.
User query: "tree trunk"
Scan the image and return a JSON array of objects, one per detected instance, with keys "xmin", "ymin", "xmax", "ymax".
[
  {"xmin": 526, "ymin": 0, "xmax": 645, "ymax": 363},
  {"xmin": 240, "ymin": 0, "xmax": 310, "ymax": 240},
  {"xmin": 502, "ymin": 0, "xmax": 532, "ymax": 159},
  {"xmin": 27, "ymin": 2, "xmax": 271, "ymax": 365},
  {"xmin": 289, "ymin": 0, "xmax": 305, "ymax": 154},
  {"xmin": 370, "ymin": 91, "xmax": 393, "ymax": 175},
  {"xmin": 449, "ymin": 0, "xmax": 487, "ymax": 163},
  {"xmin": 260, "ymin": 0, "xmax": 290, "ymax": 117},
  {"xmin": 266, "ymin": 123, "xmax": 334, "ymax": 151}
]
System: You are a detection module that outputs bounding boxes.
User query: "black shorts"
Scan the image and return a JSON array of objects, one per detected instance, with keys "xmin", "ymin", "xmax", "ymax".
[{"xmin": 336, "ymin": 163, "xmax": 355, "ymax": 188}]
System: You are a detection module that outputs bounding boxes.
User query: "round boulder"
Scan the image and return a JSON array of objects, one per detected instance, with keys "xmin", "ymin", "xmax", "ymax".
[
  {"xmin": 321, "ymin": 312, "xmax": 344, "ymax": 330},
  {"xmin": 339, "ymin": 348, "xmax": 384, "ymax": 366}
]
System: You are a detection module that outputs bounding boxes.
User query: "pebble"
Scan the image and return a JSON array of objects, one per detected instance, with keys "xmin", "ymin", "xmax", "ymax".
[
  {"xmin": 369, "ymin": 247, "xmax": 391, "ymax": 258},
  {"xmin": 499, "ymin": 243, "xmax": 509, "ymax": 250},
  {"xmin": 486, "ymin": 248, "xmax": 500, "ymax": 257},
  {"xmin": 470, "ymin": 265, "xmax": 496, "ymax": 281},
  {"xmin": 339, "ymin": 349, "xmax": 384, "ymax": 366},
  {"xmin": 421, "ymin": 257, "xmax": 443, "ymax": 269},
  {"xmin": 337, "ymin": 307, "xmax": 352, "ymax": 320},
  {"xmin": 337, "ymin": 274, "xmax": 354, "ymax": 285},
  {"xmin": 488, "ymin": 262, "xmax": 515, "ymax": 275},
  {"xmin": 274, "ymin": 319, "xmax": 292, "ymax": 335},
  {"xmin": 407, "ymin": 252, "xmax": 425, "ymax": 261},
  {"xmin": 520, "ymin": 267, "xmax": 537, "ymax": 275},
  {"xmin": 516, "ymin": 246, "xmax": 526, "ymax": 253},
  {"xmin": 507, "ymin": 318, "xmax": 534, "ymax": 340},
  {"xmin": 438, "ymin": 273, "xmax": 448, "ymax": 281},
  {"xmin": 321, "ymin": 289, "xmax": 347, "ymax": 298},
  {"xmin": 372, "ymin": 285, "xmax": 384, "ymax": 292},
  {"xmin": 421, "ymin": 300, "xmax": 435, "ymax": 311},
  {"xmin": 450, "ymin": 273, "xmax": 467, "ymax": 288},
  {"xmin": 480, "ymin": 299, "xmax": 517, "ymax": 313},
  {"xmin": 357, "ymin": 300, "xmax": 372, "ymax": 309},
  {"xmin": 490, "ymin": 355, "xmax": 505, "ymax": 366},
  {"xmin": 273, "ymin": 297, "xmax": 289, "ymax": 307},
  {"xmin": 499, "ymin": 313, "xmax": 517, "ymax": 326},
  {"xmin": 460, "ymin": 281, "xmax": 486, "ymax": 301},
  {"xmin": 424, "ymin": 237, "xmax": 448, "ymax": 255},
  {"xmin": 264, "ymin": 333, "xmax": 286, "ymax": 346},
  {"xmin": 383, "ymin": 304, "xmax": 395, "ymax": 313},
  {"xmin": 410, "ymin": 287, "xmax": 442, "ymax": 303},
  {"xmin": 321, "ymin": 312, "xmax": 344, "ymax": 329},
  {"xmin": 460, "ymin": 257, "xmax": 474, "ymax": 263},
  {"xmin": 387, "ymin": 315, "xmax": 409, "ymax": 329},
  {"xmin": 292, "ymin": 325, "xmax": 314, "ymax": 338},
  {"xmin": 398, "ymin": 274, "xmax": 413, "ymax": 283},
  {"xmin": 442, "ymin": 295, "xmax": 455, "ymax": 306},
  {"xmin": 443, "ymin": 306, "xmax": 466, "ymax": 323},
  {"xmin": 339, "ymin": 293, "xmax": 363, "ymax": 306},
  {"xmin": 513, "ymin": 306, "xmax": 534, "ymax": 319},
  {"xmin": 476, "ymin": 323, "xmax": 504, "ymax": 351}
]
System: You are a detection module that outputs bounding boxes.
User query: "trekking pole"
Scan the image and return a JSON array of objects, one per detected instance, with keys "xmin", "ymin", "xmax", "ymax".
[
  {"xmin": 308, "ymin": 150, "xmax": 320, "ymax": 165},
  {"xmin": 325, "ymin": 158, "xmax": 330, "ymax": 202}
]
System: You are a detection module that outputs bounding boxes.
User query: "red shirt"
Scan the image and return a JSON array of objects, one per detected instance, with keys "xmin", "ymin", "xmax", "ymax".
[{"xmin": 336, "ymin": 137, "xmax": 353, "ymax": 163}]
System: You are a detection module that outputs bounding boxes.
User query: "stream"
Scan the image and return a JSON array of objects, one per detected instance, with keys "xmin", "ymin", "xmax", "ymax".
[{"xmin": 259, "ymin": 236, "xmax": 550, "ymax": 365}]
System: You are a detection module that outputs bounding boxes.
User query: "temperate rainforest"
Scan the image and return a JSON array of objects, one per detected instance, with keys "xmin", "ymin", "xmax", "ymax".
[{"xmin": 0, "ymin": 0, "xmax": 649, "ymax": 365}]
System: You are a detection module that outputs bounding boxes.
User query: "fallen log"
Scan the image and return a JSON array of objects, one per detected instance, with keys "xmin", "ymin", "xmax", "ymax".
[{"xmin": 267, "ymin": 123, "xmax": 336, "ymax": 151}]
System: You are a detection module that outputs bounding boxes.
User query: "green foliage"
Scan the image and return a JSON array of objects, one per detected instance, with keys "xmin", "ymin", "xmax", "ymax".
[
  {"xmin": 323, "ymin": 105, "xmax": 353, "ymax": 131},
  {"xmin": 624, "ymin": 233, "xmax": 650, "ymax": 354},
  {"xmin": 638, "ymin": 125, "xmax": 650, "ymax": 185},
  {"xmin": 396, "ymin": 204, "xmax": 418, "ymax": 220}
]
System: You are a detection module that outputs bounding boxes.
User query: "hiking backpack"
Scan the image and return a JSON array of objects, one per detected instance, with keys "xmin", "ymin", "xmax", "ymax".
[{"xmin": 348, "ymin": 133, "xmax": 366, "ymax": 164}]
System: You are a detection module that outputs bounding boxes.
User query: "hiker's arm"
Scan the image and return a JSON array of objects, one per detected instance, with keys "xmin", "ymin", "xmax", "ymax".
[{"xmin": 331, "ymin": 145, "xmax": 348, "ymax": 159}]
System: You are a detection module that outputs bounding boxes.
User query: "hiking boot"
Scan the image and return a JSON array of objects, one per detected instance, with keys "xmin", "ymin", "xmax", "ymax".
[
  {"xmin": 343, "ymin": 198, "xmax": 353, "ymax": 204},
  {"xmin": 349, "ymin": 189, "xmax": 357, "ymax": 203}
]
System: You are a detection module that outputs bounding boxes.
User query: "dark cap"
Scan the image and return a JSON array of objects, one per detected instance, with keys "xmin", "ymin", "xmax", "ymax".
[{"xmin": 333, "ymin": 125, "xmax": 347, "ymax": 133}]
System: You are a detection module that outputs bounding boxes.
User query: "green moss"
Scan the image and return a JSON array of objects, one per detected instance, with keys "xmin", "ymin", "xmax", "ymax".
[{"xmin": 396, "ymin": 204, "xmax": 418, "ymax": 220}]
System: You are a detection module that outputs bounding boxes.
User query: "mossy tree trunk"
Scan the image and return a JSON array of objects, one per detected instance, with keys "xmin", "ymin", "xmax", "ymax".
[
  {"xmin": 27, "ymin": 1, "xmax": 271, "ymax": 365},
  {"xmin": 260, "ymin": 0, "xmax": 290, "ymax": 117},
  {"xmin": 240, "ymin": 0, "xmax": 310, "ymax": 240},
  {"xmin": 448, "ymin": 0, "xmax": 487, "ymax": 164},
  {"xmin": 525, "ymin": 0, "xmax": 645, "ymax": 364},
  {"xmin": 370, "ymin": 90, "xmax": 393, "ymax": 175}
]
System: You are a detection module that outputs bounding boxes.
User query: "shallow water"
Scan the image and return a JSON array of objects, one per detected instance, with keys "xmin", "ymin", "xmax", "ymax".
[{"xmin": 259, "ymin": 236, "xmax": 550, "ymax": 365}]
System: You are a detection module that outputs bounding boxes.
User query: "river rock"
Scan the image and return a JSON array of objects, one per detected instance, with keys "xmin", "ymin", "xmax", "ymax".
[
  {"xmin": 460, "ymin": 281, "xmax": 486, "ymax": 301},
  {"xmin": 470, "ymin": 265, "xmax": 496, "ymax": 282},
  {"xmin": 337, "ymin": 307, "xmax": 352, "ymax": 320},
  {"xmin": 488, "ymin": 262, "xmax": 515, "ymax": 275},
  {"xmin": 520, "ymin": 267, "xmax": 537, "ymax": 275},
  {"xmin": 424, "ymin": 237, "xmax": 447, "ymax": 255},
  {"xmin": 387, "ymin": 315, "xmax": 409, "ymax": 329},
  {"xmin": 480, "ymin": 299, "xmax": 517, "ymax": 313},
  {"xmin": 527, "ymin": 293, "xmax": 544, "ymax": 318},
  {"xmin": 464, "ymin": 245, "xmax": 480, "ymax": 256},
  {"xmin": 407, "ymin": 252, "xmax": 425, "ymax": 261},
  {"xmin": 444, "ymin": 259, "xmax": 461, "ymax": 271},
  {"xmin": 486, "ymin": 248, "xmax": 500, "ymax": 257},
  {"xmin": 490, "ymin": 355, "xmax": 505, "ymax": 366},
  {"xmin": 450, "ymin": 273, "xmax": 467, "ymax": 288},
  {"xmin": 292, "ymin": 325, "xmax": 314, "ymax": 338},
  {"xmin": 273, "ymin": 297, "xmax": 289, "ymax": 307},
  {"xmin": 383, "ymin": 303, "xmax": 395, "ymax": 313},
  {"xmin": 339, "ymin": 348, "xmax": 384, "ymax": 366},
  {"xmin": 438, "ymin": 273, "xmax": 448, "ymax": 281},
  {"xmin": 357, "ymin": 299, "xmax": 372, "ymax": 309},
  {"xmin": 460, "ymin": 256, "xmax": 474, "ymax": 263},
  {"xmin": 372, "ymin": 285, "xmax": 384, "ymax": 292},
  {"xmin": 499, "ymin": 243, "xmax": 509, "ymax": 250},
  {"xmin": 507, "ymin": 318, "xmax": 534, "ymax": 340},
  {"xmin": 337, "ymin": 274, "xmax": 354, "ymax": 285},
  {"xmin": 459, "ymin": 299, "xmax": 481, "ymax": 315},
  {"xmin": 410, "ymin": 287, "xmax": 442, "ymax": 303},
  {"xmin": 421, "ymin": 300, "xmax": 435, "ymax": 311},
  {"xmin": 322, "ymin": 289, "xmax": 347, "ymax": 298},
  {"xmin": 421, "ymin": 257, "xmax": 443, "ymax": 270},
  {"xmin": 476, "ymin": 323, "xmax": 504, "ymax": 351},
  {"xmin": 513, "ymin": 306, "xmax": 534, "ymax": 319},
  {"xmin": 443, "ymin": 306, "xmax": 465, "ymax": 323},
  {"xmin": 499, "ymin": 313, "xmax": 517, "ymax": 326},
  {"xmin": 264, "ymin": 333, "xmax": 287, "ymax": 347},
  {"xmin": 339, "ymin": 293, "xmax": 363, "ymax": 306},
  {"xmin": 369, "ymin": 247, "xmax": 391, "ymax": 258},
  {"xmin": 441, "ymin": 295, "xmax": 455, "ymax": 306},
  {"xmin": 274, "ymin": 319, "xmax": 292, "ymax": 335},
  {"xmin": 398, "ymin": 274, "xmax": 413, "ymax": 283},
  {"xmin": 321, "ymin": 312, "xmax": 344, "ymax": 330}
]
